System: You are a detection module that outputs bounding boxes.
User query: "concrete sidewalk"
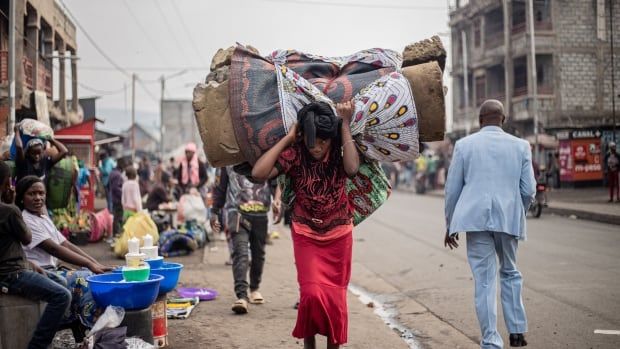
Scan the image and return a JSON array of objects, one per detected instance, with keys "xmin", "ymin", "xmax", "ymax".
[
  {"xmin": 78, "ymin": 226, "xmax": 410, "ymax": 349},
  {"xmin": 423, "ymin": 186, "xmax": 620, "ymax": 225}
]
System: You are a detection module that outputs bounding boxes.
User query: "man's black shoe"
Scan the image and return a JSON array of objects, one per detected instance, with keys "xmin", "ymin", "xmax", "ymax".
[{"xmin": 509, "ymin": 333, "xmax": 527, "ymax": 347}]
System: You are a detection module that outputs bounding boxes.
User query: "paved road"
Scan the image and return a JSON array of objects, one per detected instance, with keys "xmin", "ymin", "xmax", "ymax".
[{"xmin": 352, "ymin": 191, "xmax": 620, "ymax": 348}]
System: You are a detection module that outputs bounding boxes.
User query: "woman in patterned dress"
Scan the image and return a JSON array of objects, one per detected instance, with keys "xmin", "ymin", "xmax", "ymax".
[{"xmin": 252, "ymin": 101, "xmax": 359, "ymax": 349}]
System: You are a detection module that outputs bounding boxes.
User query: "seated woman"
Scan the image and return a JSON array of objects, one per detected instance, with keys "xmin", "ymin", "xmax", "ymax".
[
  {"xmin": 16, "ymin": 175, "xmax": 113, "ymax": 330},
  {"xmin": 146, "ymin": 171, "xmax": 173, "ymax": 212},
  {"xmin": 0, "ymin": 162, "xmax": 72, "ymax": 349}
]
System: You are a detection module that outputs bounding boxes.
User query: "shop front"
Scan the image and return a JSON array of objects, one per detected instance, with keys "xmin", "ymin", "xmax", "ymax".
[{"xmin": 555, "ymin": 129, "xmax": 603, "ymax": 186}]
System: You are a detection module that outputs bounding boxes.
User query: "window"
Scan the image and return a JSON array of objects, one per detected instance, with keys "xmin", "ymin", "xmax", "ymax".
[{"xmin": 513, "ymin": 57, "xmax": 528, "ymax": 97}]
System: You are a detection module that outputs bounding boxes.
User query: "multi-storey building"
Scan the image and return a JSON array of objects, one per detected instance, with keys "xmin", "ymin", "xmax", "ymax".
[
  {"xmin": 449, "ymin": 0, "xmax": 619, "ymax": 184},
  {"xmin": 449, "ymin": 0, "xmax": 618, "ymax": 137},
  {"xmin": 0, "ymin": 0, "xmax": 78, "ymax": 135}
]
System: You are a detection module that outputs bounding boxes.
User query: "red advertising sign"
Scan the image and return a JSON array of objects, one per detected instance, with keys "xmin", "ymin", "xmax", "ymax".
[{"xmin": 560, "ymin": 138, "xmax": 602, "ymax": 182}]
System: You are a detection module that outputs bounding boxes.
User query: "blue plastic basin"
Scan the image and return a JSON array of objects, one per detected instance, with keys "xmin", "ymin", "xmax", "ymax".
[
  {"xmin": 87, "ymin": 273, "xmax": 163, "ymax": 310},
  {"xmin": 151, "ymin": 262, "xmax": 183, "ymax": 295}
]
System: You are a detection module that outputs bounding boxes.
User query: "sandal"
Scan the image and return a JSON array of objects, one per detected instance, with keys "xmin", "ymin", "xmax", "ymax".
[
  {"xmin": 231, "ymin": 298, "xmax": 248, "ymax": 314},
  {"xmin": 249, "ymin": 290, "xmax": 265, "ymax": 304}
]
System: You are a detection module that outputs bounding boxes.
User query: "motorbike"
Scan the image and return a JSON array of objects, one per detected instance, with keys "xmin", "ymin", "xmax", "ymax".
[{"xmin": 529, "ymin": 182, "xmax": 547, "ymax": 218}]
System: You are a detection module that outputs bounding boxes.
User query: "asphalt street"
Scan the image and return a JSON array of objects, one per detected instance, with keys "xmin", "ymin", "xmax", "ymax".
[{"xmin": 351, "ymin": 191, "xmax": 620, "ymax": 349}]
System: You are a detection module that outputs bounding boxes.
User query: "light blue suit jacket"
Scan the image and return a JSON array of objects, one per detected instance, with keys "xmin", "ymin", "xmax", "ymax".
[{"xmin": 445, "ymin": 126, "xmax": 536, "ymax": 240}]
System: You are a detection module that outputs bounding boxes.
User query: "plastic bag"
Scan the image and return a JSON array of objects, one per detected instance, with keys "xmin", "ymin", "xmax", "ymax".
[
  {"xmin": 114, "ymin": 212, "xmax": 159, "ymax": 257},
  {"xmin": 177, "ymin": 189, "xmax": 207, "ymax": 224},
  {"xmin": 89, "ymin": 306, "xmax": 125, "ymax": 337}
]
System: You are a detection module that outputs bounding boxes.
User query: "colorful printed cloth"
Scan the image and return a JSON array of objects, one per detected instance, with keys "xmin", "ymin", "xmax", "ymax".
[
  {"xmin": 270, "ymin": 49, "xmax": 419, "ymax": 162},
  {"xmin": 278, "ymin": 158, "xmax": 391, "ymax": 227},
  {"xmin": 230, "ymin": 46, "xmax": 416, "ymax": 164},
  {"xmin": 49, "ymin": 268, "xmax": 99, "ymax": 328}
]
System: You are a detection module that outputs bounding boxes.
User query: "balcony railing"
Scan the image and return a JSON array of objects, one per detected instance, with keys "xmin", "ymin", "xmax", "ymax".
[
  {"xmin": 0, "ymin": 52, "xmax": 52, "ymax": 96},
  {"xmin": 0, "ymin": 51, "xmax": 7, "ymax": 82},
  {"xmin": 488, "ymin": 92, "xmax": 506, "ymax": 102},
  {"xmin": 512, "ymin": 20, "xmax": 553, "ymax": 34},
  {"xmin": 537, "ymin": 85, "xmax": 554, "ymax": 95},
  {"xmin": 37, "ymin": 64, "xmax": 52, "ymax": 97},
  {"xmin": 513, "ymin": 86, "xmax": 528, "ymax": 97},
  {"xmin": 23, "ymin": 57, "xmax": 33, "ymax": 90}
]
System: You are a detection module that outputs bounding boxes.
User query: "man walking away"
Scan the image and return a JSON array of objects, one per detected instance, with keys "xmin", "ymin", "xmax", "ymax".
[
  {"xmin": 210, "ymin": 167, "xmax": 272, "ymax": 314},
  {"xmin": 605, "ymin": 142, "xmax": 619, "ymax": 202},
  {"xmin": 444, "ymin": 99, "xmax": 536, "ymax": 348}
]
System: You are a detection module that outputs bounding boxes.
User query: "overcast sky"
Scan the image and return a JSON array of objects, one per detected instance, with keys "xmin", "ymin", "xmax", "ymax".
[{"xmin": 59, "ymin": 0, "xmax": 452, "ymax": 133}]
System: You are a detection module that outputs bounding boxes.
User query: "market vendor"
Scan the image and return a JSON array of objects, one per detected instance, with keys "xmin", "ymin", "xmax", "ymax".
[
  {"xmin": 176, "ymin": 142, "xmax": 208, "ymax": 196},
  {"xmin": 13, "ymin": 124, "xmax": 68, "ymax": 184},
  {"xmin": 146, "ymin": 171, "xmax": 174, "ymax": 211},
  {"xmin": 16, "ymin": 175, "xmax": 113, "ymax": 329}
]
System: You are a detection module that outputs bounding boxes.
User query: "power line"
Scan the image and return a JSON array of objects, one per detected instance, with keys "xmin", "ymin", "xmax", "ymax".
[
  {"xmin": 58, "ymin": 0, "xmax": 131, "ymax": 77},
  {"xmin": 168, "ymin": 0, "xmax": 209, "ymax": 64},
  {"xmin": 120, "ymin": 0, "xmax": 172, "ymax": 67},
  {"xmin": 262, "ymin": 0, "xmax": 445, "ymax": 10},
  {"xmin": 153, "ymin": 0, "xmax": 195, "ymax": 66}
]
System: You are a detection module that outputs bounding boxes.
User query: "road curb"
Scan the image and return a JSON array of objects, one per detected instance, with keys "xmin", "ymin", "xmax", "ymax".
[
  {"xmin": 420, "ymin": 191, "xmax": 620, "ymax": 226},
  {"xmin": 545, "ymin": 207, "xmax": 620, "ymax": 226}
]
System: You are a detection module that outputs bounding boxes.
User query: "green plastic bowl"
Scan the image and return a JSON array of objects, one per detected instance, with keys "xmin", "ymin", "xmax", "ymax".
[{"xmin": 122, "ymin": 265, "xmax": 150, "ymax": 282}]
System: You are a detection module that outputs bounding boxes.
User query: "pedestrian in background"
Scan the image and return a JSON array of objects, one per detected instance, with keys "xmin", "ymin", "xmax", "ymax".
[
  {"xmin": 122, "ymin": 166, "xmax": 142, "ymax": 218},
  {"xmin": 177, "ymin": 143, "xmax": 208, "ymax": 196},
  {"xmin": 444, "ymin": 99, "xmax": 535, "ymax": 348},
  {"xmin": 98, "ymin": 151, "xmax": 116, "ymax": 211},
  {"xmin": 108, "ymin": 158, "xmax": 125, "ymax": 238},
  {"xmin": 252, "ymin": 100, "xmax": 359, "ymax": 349},
  {"xmin": 605, "ymin": 142, "xmax": 619, "ymax": 203},
  {"xmin": 137, "ymin": 157, "xmax": 152, "ymax": 196},
  {"xmin": 210, "ymin": 167, "xmax": 272, "ymax": 314}
]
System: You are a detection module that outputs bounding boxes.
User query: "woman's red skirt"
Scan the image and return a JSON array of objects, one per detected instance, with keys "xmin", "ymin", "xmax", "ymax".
[{"xmin": 291, "ymin": 228, "xmax": 353, "ymax": 345}]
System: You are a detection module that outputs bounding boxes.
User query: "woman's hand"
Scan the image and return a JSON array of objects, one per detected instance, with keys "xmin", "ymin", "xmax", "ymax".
[
  {"xmin": 272, "ymin": 199, "xmax": 282, "ymax": 224},
  {"xmin": 87, "ymin": 262, "xmax": 108, "ymax": 274},
  {"xmin": 285, "ymin": 123, "xmax": 298, "ymax": 145},
  {"xmin": 29, "ymin": 261, "xmax": 46, "ymax": 275},
  {"xmin": 336, "ymin": 101, "xmax": 355, "ymax": 126}
]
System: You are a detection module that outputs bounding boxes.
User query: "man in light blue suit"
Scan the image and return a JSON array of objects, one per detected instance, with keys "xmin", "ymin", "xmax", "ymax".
[{"xmin": 444, "ymin": 99, "xmax": 536, "ymax": 348}]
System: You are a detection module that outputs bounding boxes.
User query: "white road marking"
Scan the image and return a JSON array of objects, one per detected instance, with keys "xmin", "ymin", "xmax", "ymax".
[{"xmin": 594, "ymin": 330, "xmax": 620, "ymax": 335}]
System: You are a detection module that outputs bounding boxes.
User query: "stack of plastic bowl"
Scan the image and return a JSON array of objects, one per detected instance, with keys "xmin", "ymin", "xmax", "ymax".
[
  {"xmin": 123, "ymin": 237, "xmax": 150, "ymax": 282},
  {"xmin": 141, "ymin": 234, "xmax": 161, "ymax": 267}
]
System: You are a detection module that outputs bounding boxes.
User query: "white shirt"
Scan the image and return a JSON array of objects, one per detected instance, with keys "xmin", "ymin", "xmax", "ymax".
[
  {"xmin": 122, "ymin": 179, "xmax": 143, "ymax": 212},
  {"xmin": 21, "ymin": 210, "xmax": 66, "ymax": 268}
]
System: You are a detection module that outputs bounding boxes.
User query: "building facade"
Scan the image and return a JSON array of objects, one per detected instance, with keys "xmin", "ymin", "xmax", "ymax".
[
  {"xmin": 0, "ymin": 0, "xmax": 78, "ymax": 135},
  {"xmin": 449, "ymin": 0, "xmax": 619, "ymax": 140},
  {"xmin": 161, "ymin": 99, "xmax": 202, "ymax": 155}
]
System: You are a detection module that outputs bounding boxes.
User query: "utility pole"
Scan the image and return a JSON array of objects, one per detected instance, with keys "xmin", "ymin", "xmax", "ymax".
[
  {"xmin": 461, "ymin": 30, "xmax": 470, "ymax": 135},
  {"xmin": 527, "ymin": 0, "xmax": 539, "ymax": 163},
  {"xmin": 610, "ymin": 0, "xmax": 616, "ymax": 142},
  {"xmin": 7, "ymin": 0, "xmax": 16, "ymax": 135},
  {"xmin": 160, "ymin": 75, "xmax": 165, "ymax": 157},
  {"xmin": 131, "ymin": 73, "xmax": 136, "ymax": 160}
]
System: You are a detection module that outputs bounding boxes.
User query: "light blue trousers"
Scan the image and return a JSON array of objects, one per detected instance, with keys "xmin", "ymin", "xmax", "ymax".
[{"xmin": 466, "ymin": 231, "xmax": 528, "ymax": 349}]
